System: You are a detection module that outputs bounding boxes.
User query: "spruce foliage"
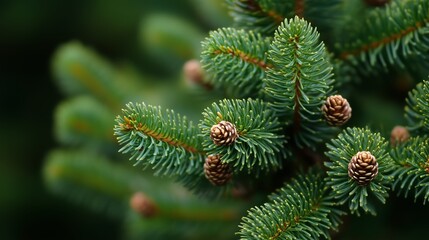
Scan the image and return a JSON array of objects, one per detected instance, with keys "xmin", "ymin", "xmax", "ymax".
[
  {"xmin": 238, "ymin": 169, "xmax": 343, "ymax": 240},
  {"xmin": 200, "ymin": 98, "xmax": 287, "ymax": 173},
  {"xmin": 114, "ymin": 102, "xmax": 205, "ymax": 176},
  {"xmin": 390, "ymin": 137, "xmax": 429, "ymax": 204},
  {"xmin": 338, "ymin": 0, "xmax": 429, "ymax": 72},
  {"xmin": 201, "ymin": 28, "xmax": 271, "ymax": 98},
  {"xmin": 263, "ymin": 16, "xmax": 336, "ymax": 148},
  {"xmin": 46, "ymin": 0, "xmax": 429, "ymax": 239},
  {"xmin": 405, "ymin": 80, "xmax": 429, "ymax": 134},
  {"xmin": 324, "ymin": 127, "xmax": 393, "ymax": 215}
]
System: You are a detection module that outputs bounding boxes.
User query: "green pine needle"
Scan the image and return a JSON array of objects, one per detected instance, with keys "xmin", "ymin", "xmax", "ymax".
[
  {"xmin": 52, "ymin": 41, "xmax": 126, "ymax": 110},
  {"xmin": 199, "ymin": 98, "xmax": 287, "ymax": 174},
  {"xmin": 43, "ymin": 149, "xmax": 137, "ymax": 217},
  {"xmin": 238, "ymin": 170, "xmax": 344, "ymax": 240},
  {"xmin": 390, "ymin": 137, "xmax": 429, "ymax": 204},
  {"xmin": 226, "ymin": 0, "xmax": 293, "ymax": 36},
  {"xmin": 338, "ymin": 0, "xmax": 429, "ymax": 72},
  {"xmin": 324, "ymin": 127, "xmax": 393, "ymax": 215},
  {"xmin": 55, "ymin": 96, "xmax": 115, "ymax": 148},
  {"xmin": 114, "ymin": 102, "xmax": 205, "ymax": 176},
  {"xmin": 405, "ymin": 79, "xmax": 429, "ymax": 134},
  {"xmin": 263, "ymin": 16, "xmax": 336, "ymax": 148},
  {"xmin": 201, "ymin": 27, "xmax": 271, "ymax": 98}
]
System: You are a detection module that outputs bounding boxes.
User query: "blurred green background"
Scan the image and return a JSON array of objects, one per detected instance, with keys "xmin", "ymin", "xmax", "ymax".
[
  {"xmin": 1, "ymin": 0, "xmax": 429, "ymax": 239},
  {"xmin": 0, "ymin": 1, "xmax": 229, "ymax": 239}
]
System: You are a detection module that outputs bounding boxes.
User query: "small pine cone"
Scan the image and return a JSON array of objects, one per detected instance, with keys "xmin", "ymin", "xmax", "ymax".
[
  {"xmin": 204, "ymin": 154, "xmax": 232, "ymax": 186},
  {"xmin": 348, "ymin": 151, "xmax": 379, "ymax": 186},
  {"xmin": 390, "ymin": 125, "xmax": 410, "ymax": 146},
  {"xmin": 130, "ymin": 192, "xmax": 158, "ymax": 218},
  {"xmin": 184, "ymin": 60, "xmax": 203, "ymax": 84},
  {"xmin": 322, "ymin": 95, "xmax": 352, "ymax": 126},
  {"xmin": 231, "ymin": 183, "xmax": 250, "ymax": 199},
  {"xmin": 183, "ymin": 59, "xmax": 212, "ymax": 90},
  {"xmin": 210, "ymin": 121, "xmax": 239, "ymax": 146}
]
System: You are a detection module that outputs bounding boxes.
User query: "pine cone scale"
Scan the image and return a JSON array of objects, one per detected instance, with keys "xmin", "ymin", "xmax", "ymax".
[
  {"xmin": 322, "ymin": 95, "xmax": 352, "ymax": 126},
  {"xmin": 204, "ymin": 154, "xmax": 232, "ymax": 186},
  {"xmin": 210, "ymin": 121, "xmax": 238, "ymax": 146},
  {"xmin": 348, "ymin": 151, "xmax": 378, "ymax": 185}
]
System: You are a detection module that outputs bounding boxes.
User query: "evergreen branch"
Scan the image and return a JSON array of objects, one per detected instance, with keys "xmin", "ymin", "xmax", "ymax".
[
  {"xmin": 238, "ymin": 170, "xmax": 344, "ymax": 240},
  {"xmin": 390, "ymin": 137, "xmax": 429, "ymax": 204},
  {"xmin": 114, "ymin": 102, "xmax": 205, "ymax": 176},
  {"xmin": 52, "ymin": 42, "xmax": 126, "ymax": 110},
  {"xmin": 338, "ymin": 0, "xmax": 429, "ymax": 71},
  {"xmin": 140, "ymin": 14, "xmax": 204, "ymax": 63},
  {"xmin": 227, "ymin": 0, "xmax": 342, "ymax": 39},
  {"xmin": 263, "ymin": 16, "xmax": 336, "ymax": 148},
  {"xmin": 405, "ymin": 79, "xmax": 429, "ymax": 134},
  {"xmin": 55, "ymin": 96, "xmax": 116, "ymax": 148},
  {"xmin": 226, "ymin": 0, "xmax": 292, "ymax": 35},
  {"xmin": 201, "ymin": 28, "xmax": 271, "ymax": 98},
  {"xmin": 199, "ymin": 98, "xmax": 287, "ymax": 173},
  {"xmin": 260, "ymin": 1, "xmax": 285, "ymax": 23},
  {"xmin": 212, "ymin": 43, "xmax": 269, "ymax": 70},
  {"xmin": 43, "ymin": 149, "xmax": 138, "ymax": 217},
  {"xmin": 44, "ymin": 149, "xmax": 244, "ymax": 221},
  {"xmin": 178, "ymin": 171, "xmax": 230, "ymax": 198},
  {"xmin": 324, "ymin": 127, "xmax": 393, "ymax": 215},
  {"xmin": 115, "ymin": 103, "xmax": 232, "ymax": 198}
]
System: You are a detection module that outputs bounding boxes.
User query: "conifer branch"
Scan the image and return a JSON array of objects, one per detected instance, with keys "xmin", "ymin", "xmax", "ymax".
[
  {"xmin": 324, "ymin": 127, "xmax": 393, "ymax": 215},
  {"xmin": 238, "ymin": 170, "xmax": 344, "ymax": 239},
  {"xmin": 227, "ymin": 0, "xmax": 342, "ymax": 39},
  {"xmin": 44, "ymin": 149, "xmax": 245, "ymax": 221},
  {"xmin": 114, "ymin": 102, "xmax": 205, "ymax": 176},
  {"xmin": 390, "ymin": 137, "xmax": 429, "ymax": 204},
  {"xmin": 140, "ymin": 14, "xmax": 204, "ymax": 62},
  {"xmin": 55, "ymin": 96, "xmax": 116, "ymax": 147},
  {"xmin": 199, "ymin": 98, "xmax": 287, "ymax": 173},
  {"xmin": 226, "ymin": 0, "xmax": 291, "ymax": 35},
  {"xmin": 48, "ymin": 0, "xmax": 429, "ymax": 238},
  {"xmin": 405, "ymin": 79, "xmax": 429, "ymax": 134},
  {"xmin": 263, "ymin": 16, "xmax": 336, "ymax": 148},
  {"xmin": 201, "ymin": 28, "xmax": 271, "ymax": 98},
  {"xmin": 44, "ymin": 149, "xmax": 140, "ymax": 216},
  {"xmin": 113, "ymin": 103, "xmax": 227, "ymax": 197},
  {"xmin": 338, "ymin": 0, "xmax": 429, "ymax": 70},
  {"xmin": 52, "ymin": 42, "xmax": 126, "ymax": 110},
  {"xmin": 213, "ymin": 46, "xmax": 270, "ymax": 70}
]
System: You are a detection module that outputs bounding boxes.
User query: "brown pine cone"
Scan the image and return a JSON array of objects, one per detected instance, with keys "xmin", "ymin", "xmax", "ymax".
[
  {"xmin": 390, "ymin": 125, "xmax": 410, "ymax": 146},
  {"xmin": 348, "ymin": 151, "xmax": 379, "ymax": 185},
  {"xmin": 129, "ymin": 192, "xmax": 158, "ymax": 218},
  {"xmin": 322, "ymin": 95, "xmax": 352, "ymax": 126},
  {"xmin": 210, "ymin": 121, "xmax": 239, "ymax": 146},
  {"xmin": 184, "ymin": 59, "xmax": 203, "ymax": 83},
  {"xmin": 183, "ymin": 59, "xmax": 212, "ymax": 89},
  {"xmin": 204, "ymin": 154, "xmax": 232, "ymax": 186}
]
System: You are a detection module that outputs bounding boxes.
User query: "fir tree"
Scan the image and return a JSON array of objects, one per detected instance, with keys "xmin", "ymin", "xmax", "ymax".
[{"xmin": 45, "ymin": 0, "xmax": 429, "ymax": 239}]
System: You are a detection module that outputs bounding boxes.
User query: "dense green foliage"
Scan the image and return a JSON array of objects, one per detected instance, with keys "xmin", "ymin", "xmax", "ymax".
[
  {"xmin": 200, "ymin": 98, "xmax": 286, "ymax": 173},
  {"xmin": 44, "ymin": 0, "xmax": 429, "ymax": 239},
  {"xmin": 325, "ymin": 127, "xmax": 392, "ymax": 215},
  {"xmin": 238, "ymin": 170, "xmax": 343, "ymax": 240}
]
